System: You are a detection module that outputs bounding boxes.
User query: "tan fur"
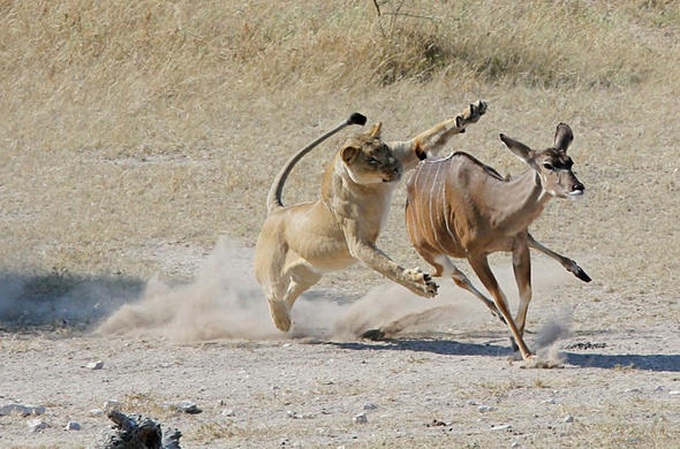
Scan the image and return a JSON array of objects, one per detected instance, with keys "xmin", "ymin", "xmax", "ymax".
[
  {"xmin": 404, "ymin": 123, "xmax": 587, "ymax": 360},
  {"xmin": 255, "ymin": 101, "xmax": 487, "ymax": 332}
]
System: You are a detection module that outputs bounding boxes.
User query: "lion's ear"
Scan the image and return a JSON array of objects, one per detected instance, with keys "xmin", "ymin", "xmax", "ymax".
[
  {"xmin": 369, "ymin": 122, "xmax": 382, "ymax": 139},
  {"xmin": 341, "ymin": 145, "xmax": 360, "ymax": 165}
]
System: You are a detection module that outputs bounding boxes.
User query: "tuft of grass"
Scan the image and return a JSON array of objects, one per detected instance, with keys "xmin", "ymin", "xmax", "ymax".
[
  {"xmin": 119, "ymin": 391, "xmax": 174, "ymax": 420},
  {"xmin": 189, "ymin": 421, "xmax": 239, "ymax": 444}
]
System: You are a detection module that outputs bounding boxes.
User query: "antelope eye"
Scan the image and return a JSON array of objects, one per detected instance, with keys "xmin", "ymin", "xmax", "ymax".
[
  {"xmin": 368, "ymin": 157, "xmax": 379, "ymax": 165},
  {"xmin": 543, "ymin": 163, "xmax": 554, "ymax": 170}
]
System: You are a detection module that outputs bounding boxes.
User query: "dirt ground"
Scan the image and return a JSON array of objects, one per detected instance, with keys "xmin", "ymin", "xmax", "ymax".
[{"xmin": 1, "ymin": 260, "xmax": 679, "ymax": 448}]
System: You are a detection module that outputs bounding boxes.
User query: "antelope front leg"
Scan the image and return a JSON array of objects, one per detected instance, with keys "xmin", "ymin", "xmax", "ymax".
[
  {"xmin": 467, "ymin": 255, "xmax": 534, "ymax": 361},
  {"xmin": 512, "ymin": 239, "xmax": 532, "ymax": 337}
]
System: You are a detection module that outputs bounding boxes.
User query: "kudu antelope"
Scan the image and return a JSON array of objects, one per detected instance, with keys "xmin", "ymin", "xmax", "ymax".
[{"xmin": 405, "ymin": 123, "xmax": 587, "ymax": 360}]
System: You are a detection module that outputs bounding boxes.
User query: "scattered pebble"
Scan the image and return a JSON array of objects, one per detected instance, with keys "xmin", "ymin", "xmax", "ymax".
[
  {"xmin": 353, "ymin": 412, "xmax": 368, "ymax": 424},
  {"xmin": 478, "ymin": 405, "xmax": 495, "ymax": 413},
  {"xmin": 64, "ymin": 421, "xmax": 81, "ymax": 431},
  {"xmin": 491, "ymin": 424, "xmax": 512, "ymax": 432},
  {"xmin": 222, "ymin": 408, "xmax": 236, "ymax": 417},
  {"xmin": 563, "ymin": 414, "xmax": 574, "ymax": 423},
  {"xmin": 543, "ymin": 398, "xmax": 556, "ymax": 404},
  {"xmin": 363, "ymin": 403, "xmax": 378, "ymax": 411},
  {"xmin": 565, "ymin": 341, "xmax": 606, "ymax": 350},
  {"xmin": 89, "ymin": 408, "xmax": 104, "ymax": 416},
  {"xmin": 104, "ymin": 400, "xmax": 120, "ymax": 412},
  {"xmin": 85, "ymin": 360, "xmax": 105, "ymax": 370},
  {"xmin": 27, "ymin": 419, "xmax": 49, "ymax": 433},
  {"xmin": 287, "ymin": 410, "xmax": 313, "ymax": 419},
  {"xmin": 175, "ymin": 400, "xmax": 202, "ymax": 414},
  {"xmin": 426, "ymin": 419, "xmax": 448, "ymax": 427},
  {"xmin": 0, "ymin": 404, "xmax": 45, "ymax": 417},
  {"xmin": 511, "ymin": 442, "xmax": 521, "ymax": 448},
  {"xmin": 669, "ymin": 391, "xmax": 680, "ymax": 396}
]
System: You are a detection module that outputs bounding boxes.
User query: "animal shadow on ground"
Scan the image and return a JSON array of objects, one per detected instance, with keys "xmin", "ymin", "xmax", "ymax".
[
  {"xmin": 331, "ymin": 334, "xmax": 514, "ymax": 358},
  {"xmin": 0, "ymin": 271, "xmax": 145, "ymax": 331},
  {"xmin": 562, "ymin": 352, "xmax": 680, "ymax": 372},
  {"xmin": 330, "ymin": 337, "xmax": 680, "ymax": 372}
]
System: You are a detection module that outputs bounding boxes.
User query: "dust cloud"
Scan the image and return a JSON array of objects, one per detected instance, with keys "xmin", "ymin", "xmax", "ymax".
[
  {"xmin": 95, "ymin": 238, "xmax": 576, "ymax": 351},
  {"xmin": 332, "ymin": 282, "xmax": 489, "ymax": 341},
  {"xmin": 95, "ymin": 239, "xmax": 280, "ymax": 341},
  {"xmin": 95, "ymin": 238, "xmax": 489, "ymax": 342}
]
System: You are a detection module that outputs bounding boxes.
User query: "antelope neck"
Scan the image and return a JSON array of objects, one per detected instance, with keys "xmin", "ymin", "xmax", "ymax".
[{"xmin": 483, "ymin": 169, "xmax": 551, "ymax": 227}]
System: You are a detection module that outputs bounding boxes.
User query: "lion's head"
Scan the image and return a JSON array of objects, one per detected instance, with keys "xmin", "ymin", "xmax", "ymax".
[{"xmin": 340, "ymin": 123, "xmax": 402, "ymax": 184}]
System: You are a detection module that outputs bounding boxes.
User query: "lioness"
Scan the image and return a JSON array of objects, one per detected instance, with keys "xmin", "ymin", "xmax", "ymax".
[{"xmin": 255, "ymin": 101, "xmax": 487, "ymax": 332}]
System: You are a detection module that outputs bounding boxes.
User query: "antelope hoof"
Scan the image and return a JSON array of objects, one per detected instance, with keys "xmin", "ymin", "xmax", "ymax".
[
  {"xmin": 492, "ymin": 308, "xmax": 507, "ymax": 325},
  {"xmin": 573, "ymin": 265, "xmax": 592, "ymax": 283},
  {"xmin": 510, "ymin": 337, "xmax": 520, "ymax": 353}
]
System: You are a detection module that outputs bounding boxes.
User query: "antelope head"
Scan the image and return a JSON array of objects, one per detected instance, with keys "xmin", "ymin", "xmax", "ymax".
[{"xmin": 499, "ymin": 123, "xmax": 585, "ymax": 200}]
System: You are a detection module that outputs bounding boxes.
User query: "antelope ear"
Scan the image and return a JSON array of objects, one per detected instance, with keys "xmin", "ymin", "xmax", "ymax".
[
  {"xmin": 500, "ymin": 133, "xmax": 534, "ymax": 163},
  {"xmin": 553, "ymin": 123, "xmax": 573, "ymax": 152},
  {"xmin": 369, "ymin": 122, "xmax": 382, "ymax": 139},
  {"xmin": 341, "ymin": 145, "xmax": 360, "ymax": 165}
]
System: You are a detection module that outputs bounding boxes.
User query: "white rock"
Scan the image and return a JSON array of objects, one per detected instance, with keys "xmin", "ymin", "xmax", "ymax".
[
  {"xmin": 363, "ymin": 403, "xmax": 378, "ymax": 411},
  {"xmin": 669, "ymin": 390, "xmax": 680, "ymax": 396},
  {"xmin": 564, "ymin": 414, "xmax": 574, "ymax": 423},
  {"xmin": 90, "ymin": 408, "xmax": 104, "ymax": 416},
  {"xmin": 353, "ymin": 412, "xmax": 368, "ymax": 424},
  {"xmin": 222, "ymin": 408, "xmax": 236, "ymax": 417},
  {"xmin": 491, "ymin": 424, "xmax": 512, "ymax": 432},
  {"xmin": 478, "ymin": 405, "xmax": 495, "ymax": 413},
  {"xmin": 64, "ymin": 421, "xmax": 81, "ymax": 431},
  {"xmin": 287, "ymin": 410, "xmax": 312, "ymax": 419},
  {"xmin": 86, "ymin": 360, "xmax": 105, "ymax": 370},
  {"xmin": 175, "ymin": 400, "xmax": 202, "ymax": 414},
  {"xmin": 28, "ymin": 419, "xmax": 49, "ymax": 433}
]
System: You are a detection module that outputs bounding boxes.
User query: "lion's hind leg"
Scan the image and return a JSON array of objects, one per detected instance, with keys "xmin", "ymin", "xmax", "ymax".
[
  {"xmin": 267, "ymin": 293, "xmax": 293, "ymax": 332},
  {"xmin": 266, "ymin": 265, "xmax": 322, "ymax": 333}
]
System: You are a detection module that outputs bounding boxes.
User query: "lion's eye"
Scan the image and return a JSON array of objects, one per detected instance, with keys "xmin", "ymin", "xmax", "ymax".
[
  {"xmin": 368, "ymin": 157, "xmax": 379, "ymax": 165},
  {"xmin": 543, "ymin": 163, "xmax": 554, "ymax": 170}
]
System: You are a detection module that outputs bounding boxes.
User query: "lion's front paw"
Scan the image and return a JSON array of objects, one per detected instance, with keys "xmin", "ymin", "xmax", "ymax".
[
  {"xmin": 467, "ymin": 99, "xmax": 488, "ymax": 122},
  {"xmin": 404, "ymin": 268, "xmax": 439, "ymax": 298},
  {"xmin": 456, "ymin": 100, "xmax": 488, "ymax": 128}
]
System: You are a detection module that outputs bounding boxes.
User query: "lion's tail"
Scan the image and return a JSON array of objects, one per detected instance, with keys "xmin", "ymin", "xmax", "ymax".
[{"xmin": 266, "ymin": 112, "xmax": 367, "ymax": 213}]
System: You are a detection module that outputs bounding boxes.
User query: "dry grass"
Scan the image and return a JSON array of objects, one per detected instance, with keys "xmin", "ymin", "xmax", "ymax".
[{"xmin": 2, "ymin": 0, "xmax": 677, "ymax": 150}]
